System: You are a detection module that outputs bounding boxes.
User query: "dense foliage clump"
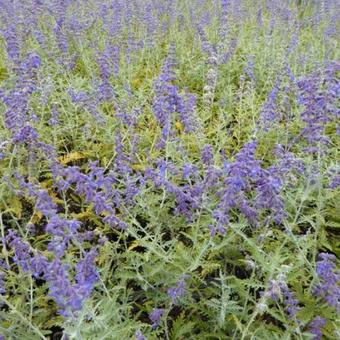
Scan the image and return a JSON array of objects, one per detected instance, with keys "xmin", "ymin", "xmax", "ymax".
[{"xmin": 0, "ymin": 1, "xmax": 339, "ymax": 339}]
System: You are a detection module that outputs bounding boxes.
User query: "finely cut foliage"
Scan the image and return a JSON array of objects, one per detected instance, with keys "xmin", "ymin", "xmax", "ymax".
[{"xmin": 0, "ymin": 0, "xmax": 339, "ymax": 339}]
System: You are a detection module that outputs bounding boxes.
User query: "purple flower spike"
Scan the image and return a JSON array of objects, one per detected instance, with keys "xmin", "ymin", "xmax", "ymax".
[
  {"xmin": 314, "ymin": 253, "xmax": 340, "ymax": 314},
  {"xmin": 29, "ymin": 53, "xmax": 41, "ymax": 68},
  {"xmin": 135, "ymin": 330, "xmax": 146, "ymax": 340},
  {"xmin": 149, "ymin": 308, "xmax": 164, "ymax": 329},
  {"xmin": 201, "ymin": 144, "xmax": 214, "ymax": 165},
  {"xmin": 167, "ymin": 274, "xmax": 190, "ymax": 304},
  {"xmin": 308, "ymin": 316, "xmax": 326, "ymax": 340},
  {"xmin": 0, "ymin": 271, "xmax": 6, "ymax": 295}
]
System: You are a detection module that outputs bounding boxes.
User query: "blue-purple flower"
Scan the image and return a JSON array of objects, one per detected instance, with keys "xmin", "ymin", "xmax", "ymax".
[
  {"xmin": 308, "ymin": 316, "xmax": 326, "ymax": 340},
  {"xmin": 167, "ymin": 274, "xmax": 190, "ymax": 304},
  {"xmin": 149, "ymin": 308, "xmax": 164, "ymax": 329},
  {"xmin": 314, "ymin": 253, "xmax": 340, "ymax": 314}
]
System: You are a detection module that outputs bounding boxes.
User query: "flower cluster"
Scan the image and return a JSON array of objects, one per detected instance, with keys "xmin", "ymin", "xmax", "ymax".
[
  {"xmin": 308, "ymin": 316, "xmax": 326, "ymax": 340},
  {"xmin": 259, "ymin": 82, "xmax": 280, "ymax": 129},
  {"xmin": 152, "ymin": 46, "xmax": 197, "ymax": 147},
  {"xmin": 212, "ymin": 141, "xmax": 294, "ymax": 232},
  {"xmin": 167, "ymin": 274, "xmax": 190, "ymax": 304},
  {"xmin": 9, "ymin": 176, "xmax": 100, "ymax": 316},
  {"xmin": 149, "ymin": 308, "xmax": 164, "ymax": 329},
  {"xmin": 1, "ymin": 53, "xmax": 41, "ymax": 144},
  {"xmin": 261, "ymin": 270, "xmax": 300, "ymax": 320},
  {"xmin": 50, "ymin": 160, "xmax": 140, "ymax": 230},
  {"xmin": 296, "ymin": 62, "xmax": 340, "ymax": 152},
  {"xmin": 0, "ymin": 0, "xmax": 339, "ymax": 338},
  {"xmin": 314, "ymin": 253, "xmax": 340, "ymax": 314},
  {"xmin": 5, "ymin": 230, "xmax": 98, "ymax": 317}
]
